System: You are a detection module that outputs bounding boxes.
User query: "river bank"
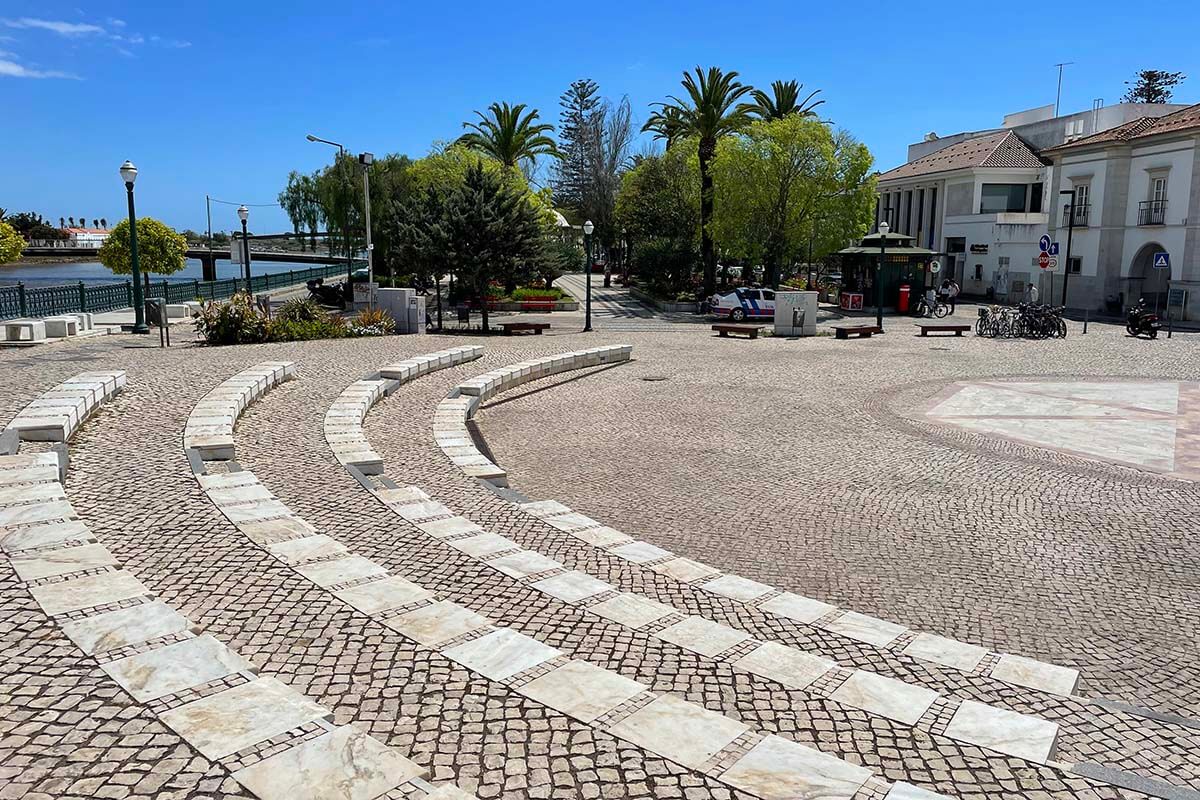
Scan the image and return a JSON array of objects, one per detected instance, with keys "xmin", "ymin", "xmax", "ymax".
[{"xmin": 0, "ymin": 258, "xmax": 340, "ymax": 288}]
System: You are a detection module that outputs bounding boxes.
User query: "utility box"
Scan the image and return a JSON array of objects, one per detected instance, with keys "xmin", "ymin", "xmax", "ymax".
[
  {"xmin": 405, "ymin": 294, "xmax": 426, "ymax": 335},
  {"xmin": 377, "ymin": 288, "xmax": 424, "ymax": 334},
  {"xmin": 774, "ymin": 291, "xmax": 817, "ymax": 336}
]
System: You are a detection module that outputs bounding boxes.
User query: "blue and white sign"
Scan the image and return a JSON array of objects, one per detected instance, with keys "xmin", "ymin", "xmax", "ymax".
[
  {"xmin": 1049, "ymin": 242, "xmax": 1060, "ymax": 256},
  {"xmin": 1153, "ymin": 252, "xmax": 1171, "ymax": 269},
  {"xmin": 1038, "ymin": 234, "xmax": 1052, "ymax": 253}
]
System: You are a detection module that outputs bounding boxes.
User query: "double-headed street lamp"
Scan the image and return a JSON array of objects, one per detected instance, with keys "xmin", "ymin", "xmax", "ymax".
[
  {"xmin": 876, "ymin": 220, "xmax": 889, "ymax": 332},
  {"xmin": 583, "ymin": 220, "xmax": 594, "ymax": 332},
  {"xmin": 119, "ymin": 160, "xmax": 148, "ymax": 334},
  {"xmin": 306, "ymin": 133, "xmax": 354, "ymax": 288},
  {"xmin": 1059, "ymin": 188, "xmax": 1077, "ymax": 306},
  {"xmin": 237, "ymin": 205, "xmax": 252, "ymax": 295}
]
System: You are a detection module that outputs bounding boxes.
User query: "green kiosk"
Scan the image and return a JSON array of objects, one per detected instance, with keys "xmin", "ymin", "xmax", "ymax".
[{"xmin": 835, "ymin": 231, "xmax": 939, "ymax": 313}]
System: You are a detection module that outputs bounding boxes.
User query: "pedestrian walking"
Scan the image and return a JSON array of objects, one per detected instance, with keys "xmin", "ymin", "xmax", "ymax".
[{"xmin": 947, "ymin": 278, "xmax": 960, "ymax": 313}]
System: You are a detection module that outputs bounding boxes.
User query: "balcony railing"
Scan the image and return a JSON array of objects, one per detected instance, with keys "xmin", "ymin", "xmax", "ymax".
[
  {"xmin": 1138, "ymin": 200, "xmax": 1167, "ymax": 226},
  {"xmin": 1062, "ymin": 204, "xmax": 1090, "ymax": 228}
]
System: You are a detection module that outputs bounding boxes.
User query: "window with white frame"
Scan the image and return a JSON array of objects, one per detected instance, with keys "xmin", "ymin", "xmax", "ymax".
[
  {"xmin": 1151, "ymin": 176, "xmax": 1167, "ymax": 203},
  {"xmin": 1068, "ymin": 256, "xmax": 1082, "ymax": 274}
]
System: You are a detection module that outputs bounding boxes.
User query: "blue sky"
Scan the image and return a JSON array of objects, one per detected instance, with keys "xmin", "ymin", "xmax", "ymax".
[{"xmin": 3, "ymin": 0, "xmax": 1198, "ymax": 234}]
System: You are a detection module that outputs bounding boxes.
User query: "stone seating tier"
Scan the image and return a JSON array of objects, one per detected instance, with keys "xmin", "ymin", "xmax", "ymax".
[{"xmin": 4, "ymin": 371, "xmax": 126, "ymax": 442}]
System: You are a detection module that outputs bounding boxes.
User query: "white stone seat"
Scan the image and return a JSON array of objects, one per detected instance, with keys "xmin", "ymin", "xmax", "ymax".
[
  {"xmin": 43, "ymin": 316, "xmax": 80, "ymax": 338},
  {"xmin": 4, "ymin": 319, "xmax": 46, "ymax": 343}
]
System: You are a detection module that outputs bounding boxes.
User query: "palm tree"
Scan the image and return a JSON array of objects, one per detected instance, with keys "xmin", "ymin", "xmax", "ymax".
[
  {"xmin": 643, "ymin": 106, "xmax": 686, "ymax": 150},
  {"xmin": 458, "ymin": 102, "xmax": 560, "ymax": 169},
  {"xmin": 740, "ymin": 79, "xmax": 825, "ymax": 121},
  {"xmin": 645, "ymin": 66, "xmax": 753, "ymax": 296},
  {"xmin": 100, "ymin": 217, "xmax": 107, "ymax": 229},
  {"xmin": 68, "ymin": 217, "xmax": 75, "ymax": 227},
  {"xmin": 59, "ymin": 217, "xmax": 65, "ymax": 229}
]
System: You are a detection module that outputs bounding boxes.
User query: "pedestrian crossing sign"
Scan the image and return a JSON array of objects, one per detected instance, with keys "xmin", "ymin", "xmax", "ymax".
[{"xmin": 1154, "ymin": 252, "xmax": 1170, "ymax": 269}]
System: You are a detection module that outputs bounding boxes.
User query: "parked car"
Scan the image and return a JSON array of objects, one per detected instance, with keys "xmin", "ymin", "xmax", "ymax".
[{"xmin": 709, "ymin": 287, "xmax": 776, "ymax": 322}]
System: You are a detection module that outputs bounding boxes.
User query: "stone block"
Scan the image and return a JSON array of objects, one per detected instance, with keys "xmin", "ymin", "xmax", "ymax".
[
  {"xmin": 61, "ymin": 601, "xmax": 193, "ymax": 654},
  {"xmin": 102, "ymin": 634, "xmax": 253, "ymax": 701},
  {"xmin": 4, "ymin": 319, "xmax": 46, "ymax": 342}
]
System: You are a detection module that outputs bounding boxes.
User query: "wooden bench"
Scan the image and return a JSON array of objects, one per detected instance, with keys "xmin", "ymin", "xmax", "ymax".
[
  {"xmin": 834, "ymin": 325, "xmax": 881, "ymax": 339},
  {"xmin": 501, "ymin": 322, "xmax": 550, "ymax": 336},
  {"xmin": 917, "ymin": 323, "xmax": 971, "ymax": 337},
  {"xmin": 712, "ymin": 324, "xmax": 764, "ymax": 339}
]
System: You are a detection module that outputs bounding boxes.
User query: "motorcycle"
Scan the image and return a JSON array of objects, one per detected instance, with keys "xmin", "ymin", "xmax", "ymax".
[
  {"xmin": 1125, "ymin": 299, "xmax": 1160, "ymax": 339},
  {"xmin": 307, "ymin": 277, "xmax": 347, "ymax": 309}
]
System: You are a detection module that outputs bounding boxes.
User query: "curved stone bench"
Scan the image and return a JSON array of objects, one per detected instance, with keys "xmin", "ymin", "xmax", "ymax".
[
  {"xmin": 4, "ymin": 370, "xmax": 125, "ymax": 442},
  {"xmin": 185, "ymin": 362, "xmax": 295, "ymax": 460}
]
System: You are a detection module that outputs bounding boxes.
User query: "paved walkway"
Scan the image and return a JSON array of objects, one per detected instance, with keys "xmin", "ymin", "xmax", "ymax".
[{"xmin": 1, "ymin": 317, "xmax": 1198, "ymax": 799}]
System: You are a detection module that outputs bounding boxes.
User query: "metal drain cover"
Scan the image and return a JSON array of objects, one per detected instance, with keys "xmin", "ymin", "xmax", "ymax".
[{"xmin": 641, "ymin": 376, "xmax": 669, "ymax": 382}]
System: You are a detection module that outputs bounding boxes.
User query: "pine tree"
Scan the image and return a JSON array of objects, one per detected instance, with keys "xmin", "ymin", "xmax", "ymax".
[
  {"xmin": 1122, "ymin": 70, "xmax": 1186, "ymax": 104},
  {"xmin": 552, "ymin": 79, "xmax": 601, "ymax": 213}
]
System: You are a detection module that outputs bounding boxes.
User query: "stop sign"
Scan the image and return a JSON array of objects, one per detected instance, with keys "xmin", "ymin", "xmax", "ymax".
[{"xmin": 1038, "ymin": 252, "xmax": 1051, "ymax": 270}]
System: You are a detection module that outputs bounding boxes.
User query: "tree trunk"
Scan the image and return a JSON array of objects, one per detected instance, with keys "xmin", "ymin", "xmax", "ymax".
[
  {"xmin": 699, "ymin": 136, "xmax": 716, "ymax": 297},
  {"xmin": 478, "ymin": 283, "xmax": 490, "ymax": 333}
]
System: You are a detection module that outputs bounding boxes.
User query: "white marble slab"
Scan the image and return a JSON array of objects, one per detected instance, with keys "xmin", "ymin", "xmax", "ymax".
[
  {"xmin": 649, "ymin": 557, "xmax": 719, "ymax": 583},
  {"xmin": 733, "ymin": 642, "xmax": 834, "ymax": 690},
  {"xmin": 10, "ymin": 543, "xmax": 117, "ymax": 581},
  {"xmin": 0, "ymin": 465, "xmax": 59, "ymax": 487},
  {"xmin": 442, "ymin": 628, "xmax": 560, "ymax": 681},
  {"xmin": 519, "ymin": 500, "xmax": 572, "ymax": 518},
  {"xmin": 385, "ymin": 601, "xmax": 491, "ymax": 646},
  {"xmin": 102, "ymin": 634, "xmax": 253, "ymax": 701},
  {"xmin": 944, "ymin": 700, "xmax": 1059, "ymax": 763},
  {"xmin": 902, "ymin": 633, "xmax": 988, "ymax": 672},
  {"xmin": 297, "ymin": 555, "xmax": 388, "ymax": 588},
  {"xmin": 543, "ymin": 512, "xmax": 600, "ymax": 532},
  {"xmin": 830, "ymin": 671, "xmax": 938, "ymax": 725},
  {"xmin": 220, "ymin": 499, "xmax": 292, "ymax": 525},
  {"xmin": 702, "ymin": 574, "xmax": 774, "ymax": 602},
  {"xmin": 394, "ymin": 501, "xmax": 452, "ymax": 522},
  {"xmin": 822, "ymin": 611, "xmax": 906, "ymax": 647},
  {"xmin": 990, "ymin": 654, "xmax": 1079, "ymax": 696},
  {"xmin": 30, "ymin": 570, "xmax": 149, "ymax": 615},
  {"xmin": 233, "ymin": 725, "xmax": 424, "ymax": 800},
  {"xmin": 267, "ymin": 535, "xmax": 348, "ymax": 566},
  {"xmin": 197, "ymin": 471, "xmax": 260, "ymax": 491},
  {"xmin": 886, "ymin": 783, "xmax": 955, "ymax": 800},
  {"xmin": 607, "ymin": 540, "xmax": 673, "ymax": 564},
  {"xmin": 654, "ymin": 616, "xmax": 750, "ymax": 658},
  {"xmin": 159, "ymin": 677, "xmax": 331, "ymax": 760},
  {"xmin": 608, "ymin": 695, "xmax": 748, "ymax": 770},
  {"xmin": 335, "ymin": 576, "xmax": 432, "ymax": 614},
  {"xmin": 238, "ymin": 516, "xmax": 317, "ymax": 545},
  {"xmin": 207, "ymin": 484, "xmax": 275, "ymax": 506},
  {"xmin": 720, "ymin": 734, "xmax": 871, "ymax": 800},
  {"xmin": 0, "ymin": 519, "xmax": 92, "ymax": 552},
  {"xmin": 60, "ymin": 601, "xmax": 192, "ymax": 654},
  {"xmin": 531, "ymin": 571, "xmax": 614, "ymax": 603},
  {"xmin": 759, "ymin": 592, "xmax": 836, "ymax": 624},
  {"xmin": 416, "ymin": 516, "xmax": 485, "ymax": 538},
  {"xmin": 572, "ymin": 526, "xmax": 634, "ymax": 547},
  {"xmin": 487, "ymin": 550, "xmax": 562, "ymax": 579},
  {"xmin": 588, "ymin": 593, "xmax": 677, "ymax": 628},
  {"xmin": 0, "ymin": 499, "xmax": 75, "ymax": 528},
  {"xmin": 0, "ymin": 481, "xmax": 66, "ymax": 506},
  {"xmin": 376, "ymin": 486, "xmax": 430, "ymax": 506},
  {"xmin": 446, "ymin": 533, "xmax": 518, "ymax": 558},
  {"xmin": 518, "ymin": 659, "xmax": 646, "ymax": 723}
]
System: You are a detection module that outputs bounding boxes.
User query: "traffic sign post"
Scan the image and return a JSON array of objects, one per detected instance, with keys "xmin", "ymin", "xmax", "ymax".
[
  {"xmin": 1049, "ymin": 242, "xmax": 1060, "ymax": 256},
  {"xmin": 1038, "ymin": 252, "xmax": 1051, "ymax": 270},
  {"xmin": 1039, "ymin": 234, "xmax": 1051, "ymax": 253},
  {"xmin": 1154, "ymin": 252, "xmax": 1170, "ymax": 269}
]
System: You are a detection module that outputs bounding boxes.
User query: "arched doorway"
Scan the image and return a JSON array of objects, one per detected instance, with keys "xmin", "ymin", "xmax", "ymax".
[{"xmin": 1128, "ymin": 243, "xmax": 1170, "ymax": 311}]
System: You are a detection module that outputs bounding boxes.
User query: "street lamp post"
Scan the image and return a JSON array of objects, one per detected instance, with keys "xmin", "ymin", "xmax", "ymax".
[
  {"xmin": 1059, "ymin": 189, "xmax": 1076, "ymax": 307},
  {"xmin": 237, "ymin": 205, "xmax": 252, "ymax": 295},
  {"xmin": 306, "ymin": 134, "xmax": 353, "ymax": 293},
  {"xmin": 119, "ymin": 161, "xmax": 149, "ymax": 334},
  {"xmin": 876, "ymin": 220, "xmax": 889, "ymax": 332},
  {"xmin": 359, "ymin": 152, "xmax": 374, "ymax": 304},
  {"xmin": 583, "ymin": 220, "xmax": 594, "ymax": 332}
]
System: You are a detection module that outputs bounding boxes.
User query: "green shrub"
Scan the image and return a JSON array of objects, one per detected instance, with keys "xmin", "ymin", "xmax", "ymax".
[
  {"xmin": 348, "ymin": 307, "xmax": 395, "ymax": 337},
  {"xmin": 276, "ymin": 297, "xmax": 325, "ymax": 323},
  {"xmin": 511, "ymin": 287, "xmax": 566, "ymax": 301},
  {"xmin": 267, "ymin": 316, "xmax": 347, "ymax": 342},
  {"xmin": 194, "ymin": 292, "xmax": 269, "ymax": 345}
]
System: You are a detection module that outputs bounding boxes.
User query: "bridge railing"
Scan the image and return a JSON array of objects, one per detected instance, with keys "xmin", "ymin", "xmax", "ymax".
[{"xmin": 0, "ymin": 263, "xmax": 348, "ymax": 321}]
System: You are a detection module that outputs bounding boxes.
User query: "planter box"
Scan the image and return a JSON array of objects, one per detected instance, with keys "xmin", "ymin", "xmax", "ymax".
[
  {"xmin": 629, "ymin": 287, "xmax": 699, "ymax": 313},
  {"xmin": 487, "ymin": 300, "xmax": 578, "ymax": 312}
]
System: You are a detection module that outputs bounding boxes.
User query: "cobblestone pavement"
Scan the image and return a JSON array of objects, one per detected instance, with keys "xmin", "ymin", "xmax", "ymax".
[{"xmin": 0, "ymin": 313, "xmax": 1197, "ymax": 799}]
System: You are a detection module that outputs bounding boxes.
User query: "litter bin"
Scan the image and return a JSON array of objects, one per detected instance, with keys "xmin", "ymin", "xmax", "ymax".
[{"xmin": 898, "ymin": 284, "xmax": 911, "ymax": 313}]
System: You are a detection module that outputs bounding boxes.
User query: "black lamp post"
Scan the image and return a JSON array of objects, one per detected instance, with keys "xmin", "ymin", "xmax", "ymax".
[
  {"xmin": 237, "ymin": 205, "xmax": 251, "ymax": 295},
  {"xmin": 1059, "ymin": 189, "xmax": 1076, "ymax": 307},
  {"xmin": 876, "ymin": 220, "xmax": 889, "ymax": 331},
  {"xmin": 119, "ymin": 160, "xmax": 148, "ymax": 334},
  {"xmin": 306, "ymin": 133, "xmax": 353, "ymax": 289},
  {"xmin": 583, "ymin": 220, "xmax": 594, "ymax": 332}
]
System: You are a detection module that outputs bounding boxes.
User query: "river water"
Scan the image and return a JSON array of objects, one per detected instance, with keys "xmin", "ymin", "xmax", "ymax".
[{"xmin": 0, "ymin": 258, "xmax": 337, "ymax": 288}]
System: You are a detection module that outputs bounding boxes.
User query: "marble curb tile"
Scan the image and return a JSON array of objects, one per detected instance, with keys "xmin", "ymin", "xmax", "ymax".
[
  {"xmin": 608, "ymin": 695, "xmax": 748, "ymax": 770},
  {"xmin": 0, "ymin": 481, "xmax": 66, "ymax": 506},
  {"xmin": 518, "ymin": 660, "xmax": 647, "ymax": 724},
  {"xmin": 197, "ymin": 471, "xmax": 261, "ymax": 491},
  {"xmin": 206, "ymin": 484, "xmax": 275, "ymax": 507},
  {"xmin": 61, "ymin": 601, "xmax": 193, "ymax": 655},
  {"xmin": 649, "ymin": 557, "xmax": 719, "ymax": 583},
  {"xmin": 159, "ymin": 677, "xmax": 331, "ymax": 760},
  {"xmin": 543, "ymin": 512, "xmax": 601, "ymax": 532},
  {"xmin": 589, "ymin": 593, "xmax": 678, "ymax": 629},
  {"xmin": 296, "ymin": 555, "xmax": 388, "ymax": 589},
  {"xmin": 758, "ymin": 592, "xmax": 837, "ymax": 625},
  {"xmin": 990, "ymin": 653, "xmax": 1080, "ymax": 696},
  {"xmin": 394, "ymin": 501, "xmax": 453, "ymax": 522},
  {"xmin": 607, "ymin": 540, "xmax": 673, "ymax": 564},
  {"xmin": 267, "ymin": 535, "xmax": 348, "ymax": 566},
  {"xmin": 531, "ymin": 571, "xmax": 614, "ymax": 604},
  {"xmin": 376, "ymin": 487, "xmax": 430, "ymax": 506},
  {"xmin": 944, "ymin": 700, "xmax": 1059, "ymax": 763},
  {"xmin": 519, "ymin": 500, "xmax": 572, "ymax": 518},
  {"xmin": 446, "ymin": 533, "xmax": 518, "ymax": 559},
  {"xmin": 442, "ymin": 628, "xmax": 560, "ymax": 681},
  {"xmin": 829, "ymin": 671, "xmax": 938, "ymax": 726},
  {"xmin": 902, "ymin": 633, "xmax": 988, "ymax": 673},
  {"xmin": 733, "ymin": 642, "xmax": 835, "ymax": 690},
  {"xmin": 30, "ymin": 570, "xmax": 149, "ymax": 615},
  {"xmin": 10, "ymin": 542, "xmax": 118, "ymax": 581},
  {"xmin": 0, "ymin": 466, "xmax": 59, "ymax": 488},
  {"xmin": 487, "ymin": 549, "xmax": 562, "ymax": 579},
  {"xmin": 416, "ymin": 516, "xmax": 484, "ymax": 538},
  {"xmin": 219, "ymin": 499, "xmax": 292, "ymax": 525},
  {"xmin": 822, "ymin": 611, "xmax": 907, "ymax": 647},
  {"xmin": 102, "ymin": 634, "xmax": 253, "ymax": 702},
  {"xmin": 572, "ymin": 526, "xmax": 634, "ymax": 547},
  {"xmin": 0, "ymin": 499, "xmax": 75, "ymax": 528},
  {"xmin": 238, "ymin": 516, "xmax": 317, "ymax": 545},
  {"xmin": 654, "ymin": 616, "xmax": 751, "ymax": 658},
  {"xmin": 232, "ymin": 725, "xmax": 425, "ymax": 800},
  {"xmin": 385, "ymin": 601, "xmax": 491, "ymax": 646},
  {"xmin": 719, "ymin": 734, "xmax": 872, "ymax": 800},
  {"xmin": 334, "ymin": 575, "xmax": 432, "ymax": 615},
  {"xmin": 1, "ymin": 519, "xmax": 93, "ymax": 552},
  {"xmin": 886, "ymin": 782, "xmax": 955, "ymax": 799},
  {"xmin": 702, "ymin": 574, "xmax": 775, "ymax": 603}
]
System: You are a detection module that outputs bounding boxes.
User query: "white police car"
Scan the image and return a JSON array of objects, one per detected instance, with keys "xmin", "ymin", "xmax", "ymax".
[{"xmin": 709, "ymin": 287, "xmax": 776, "ymax": 322}]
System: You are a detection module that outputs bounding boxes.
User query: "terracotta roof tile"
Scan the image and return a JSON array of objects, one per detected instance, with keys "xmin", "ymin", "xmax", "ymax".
[
  {"xmin": 878, "ymin": 131, "xmax": 1044, "ymax": 182},
  {"xmin": 1044, "ymin": 102, "xmax": 1200, "ymax": 152}
]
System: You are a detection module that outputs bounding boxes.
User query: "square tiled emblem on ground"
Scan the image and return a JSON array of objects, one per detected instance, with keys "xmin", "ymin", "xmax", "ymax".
[
  {"xmin": 720, "ymin": 735, "xmax": 871, "ymax": 800},
  {"xmin": 829, "ymin": 671, "xmax": 937, "ymax": 725},
  {"xmin": 442, "ymin": 628, "xmax": 560, "ymax": 681},
  {"xmin": 518, "ymin": 660, "xmax": 646, "ymax": 723},
  {"xmin": 944, "ymin": 700, "xmax": 1059, "ymax": 763},
  {"xmin": 608, "ymin": 695, "xmax": 748, "ymax": 769}
]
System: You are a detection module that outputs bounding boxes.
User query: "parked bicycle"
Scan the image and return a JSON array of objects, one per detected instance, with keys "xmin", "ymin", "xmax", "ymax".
[
  {"xmin": 911, "ymin": 293, "xmax": 951, "ymax": 319},
  {"xmin": 976, "ymin": 304, "xmax": 1066, "ymax": 339}
]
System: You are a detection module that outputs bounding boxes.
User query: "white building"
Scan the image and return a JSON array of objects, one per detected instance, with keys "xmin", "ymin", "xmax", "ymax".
[
  {"xmin": 1042, "ymin": 102, "xmax": 1200, "ymax": 319},
  {"xmin": 64, "ymin": 228, "xmax": 111, "ymax": 247},
  {"xmin": 875, "ymin": 102, "xmax": 1190, "ymax": 304}
]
